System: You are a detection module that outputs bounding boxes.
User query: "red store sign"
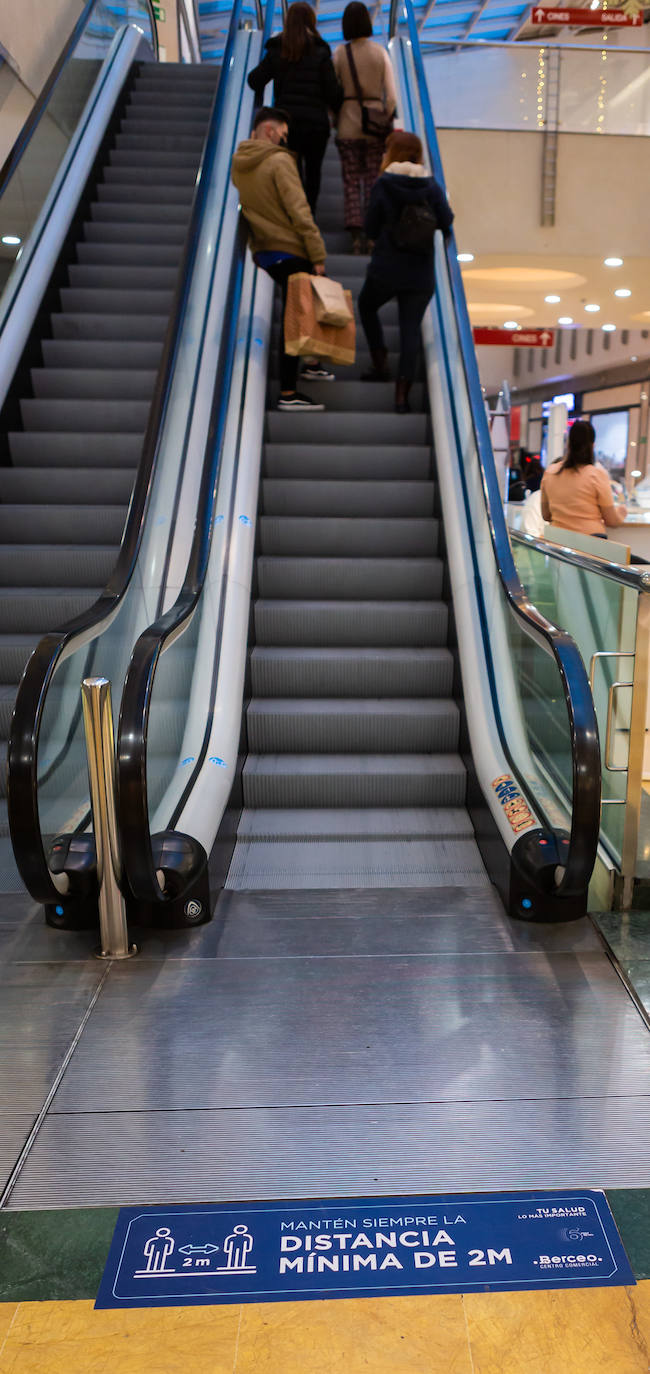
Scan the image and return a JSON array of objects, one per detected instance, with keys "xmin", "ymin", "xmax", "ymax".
[
  {"xmin": 473, "ymin": 327, "xmax": 555, "ymax": 347},
  {"xmin": 531, "ymin": 6, "xmax": 642, "ymax": 25}
]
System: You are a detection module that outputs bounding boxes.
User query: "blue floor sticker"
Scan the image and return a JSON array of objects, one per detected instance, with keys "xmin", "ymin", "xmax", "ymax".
[{"xmin": 96, "ymin": 1190, "xmax": 634, "ymax": 1308}]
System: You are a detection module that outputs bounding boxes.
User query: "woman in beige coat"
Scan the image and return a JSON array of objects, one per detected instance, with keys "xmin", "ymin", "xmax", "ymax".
[{"xmin": 333, "ymin": 2, "xmax": 397, "ymax": 252}]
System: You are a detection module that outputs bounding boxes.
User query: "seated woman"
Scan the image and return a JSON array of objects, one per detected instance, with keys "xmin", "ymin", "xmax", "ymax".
[{"xmin": 540, "ymin": 420, "xmax": 627, "ymax": 537}]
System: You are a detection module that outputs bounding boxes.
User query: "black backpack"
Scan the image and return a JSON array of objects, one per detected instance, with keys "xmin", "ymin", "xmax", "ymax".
[{"xmin": 391, "ymin": 200, "xmax": 438, "ymax": 254}]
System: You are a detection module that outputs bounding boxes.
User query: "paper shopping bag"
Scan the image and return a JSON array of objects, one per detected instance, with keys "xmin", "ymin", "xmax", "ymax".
[
  {"xmin": 284, "ymin": 273, "xmax": 356, "ymax": 366},
  {"xmin": 310, "ymin": 275, "xmax": 353, "ymax": 327}
]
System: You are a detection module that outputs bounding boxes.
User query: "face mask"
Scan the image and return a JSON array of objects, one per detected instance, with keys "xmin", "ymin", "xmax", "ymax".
[{"xmin": 278, "ymin": 135, "xmax": 288, "ymax": 147}]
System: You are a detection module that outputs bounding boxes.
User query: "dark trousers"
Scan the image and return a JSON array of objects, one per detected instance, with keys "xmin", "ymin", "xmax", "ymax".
[
  {"xmin": 289, "ymin": 128, "xmax": 329, "ymax": 214},
  {"xmin": 263, "ymin": 256, "xmax": 312, "ymax": 393},
  {"xmin": 358, "ymin": 277, "xmax": 432, "ymax": 381}
]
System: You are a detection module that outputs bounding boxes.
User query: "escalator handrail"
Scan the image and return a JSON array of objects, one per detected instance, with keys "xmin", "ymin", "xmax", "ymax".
[
  {"xmin": 390, "ymin": 0, "xmax": 601, "ymax": 898},
  {"xmin": 117, "ymin": 0, "xmax": 268, "ymax": 905},
  {"xmin": 7, "ymin": 14, "xmax": 238, "ymax": 905},
  {"xmin": 0, "ymin": 0, "xmax": 158, "ymax": 203},
  {"xmin": 511, "ymin": 529, "xmax": 650, "ymax": 591}
]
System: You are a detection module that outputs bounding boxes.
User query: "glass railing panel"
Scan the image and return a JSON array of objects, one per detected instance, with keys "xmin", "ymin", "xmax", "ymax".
[
  {"xmin": 511, "ymin": 538, "xmax": 639, "ymax": 865},
  {"xmin": 0, "ymin": 1, "xmax": 156, "ymax": 319}
]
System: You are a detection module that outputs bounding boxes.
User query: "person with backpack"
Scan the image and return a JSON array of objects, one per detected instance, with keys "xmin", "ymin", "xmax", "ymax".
[
  {"xmin": 333, "ymin": 2, "xmax": 397, "ymax": 253},
  {"xmin": 358, "ymin": 130, "xmax": 454, "ymax": 413},
  {"xmin": 247, "ymin": 2, "xmax": 342, "ymax": 215}
]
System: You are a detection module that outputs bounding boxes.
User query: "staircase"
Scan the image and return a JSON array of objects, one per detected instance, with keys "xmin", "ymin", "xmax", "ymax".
[
  {"xmin": 0, "ymin": 60, "xmax": 219, "ymax": 888},
  {"xmin": 226, "ymin": 144, "xmax": 490, "ymax": 890}
]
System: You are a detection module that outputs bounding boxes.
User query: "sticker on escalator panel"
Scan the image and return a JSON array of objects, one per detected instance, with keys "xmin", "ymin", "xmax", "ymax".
[
  {"xmin": 492, "ymin": 774, "xmax": 536, "ymax": 834},
  {"xmin": 96, "ymin": 1189, "xmax": 634, "ymax": 1309}
]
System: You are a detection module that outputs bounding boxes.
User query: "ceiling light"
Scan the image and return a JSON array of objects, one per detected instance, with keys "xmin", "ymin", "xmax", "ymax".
[
  {"xmin": 584, "ymin": 304, "xmax": 600, "ymax": 312},
  {"xmin": 545, "ymin": 294, "xmax": 561, "ymax": 303},
  {"xmin": 604, "ymin": 257, "xmax": 623, "ymax": 267},
  {"xmin": 457, "ymin": 253, "xmax": 474, "ymax": 263},
  {"xmin": 558, "ymin": 316, "xmax": 573, "ymax": 325},
  {"xmin": 614, "ymin": 288, "xmax": 631, "ymax": 298},
  {"xmin": 1, "ymin": 234, "xmax": 20, "ymax": 246},
  {"xmin": 631, "ymin": 355, "xmax": 638, "ymax": 361},
  {"xmin": 631, "ymin": 470, "xmax": 642, "ymax": 478},
  {"xmin": 590, "ymin": 0, "xmax": 599, "ymax": 7},
  {"xmin": 602, "ymin": 323, "xmax": 616, "ymax": 331},
  {"xmin": 503, "ymin": 320, "xmax": 519, "ymax": 329}
]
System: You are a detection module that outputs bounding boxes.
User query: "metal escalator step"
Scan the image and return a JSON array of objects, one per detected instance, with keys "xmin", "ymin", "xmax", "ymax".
[
  {"xmin": 125, "ymin": 91, "xmax": 214, "ymax": 109},
  {"xmin": 251, "ymin": 646, "xmax": 453, "ymax": 698},
  {"xmin": 50, "ymin": 311, "xmax": 168, "ymax": 341},
  {"xmin": 113, "ymin": 132, "xmax": 205, "ymax": 153},
  {"xmin": 0, "ymin": 635, "xmax": 42, "ymax": 685},
  {"xmin": 0, "ymin": 504, "xmax": 125, "ymax": 544},
  {"xmin": 0, "ymin": 685, "xmax": 15, "ymax": 739},
  {"xmin": 0, "ymin": 587, "xmax": 98, "ymax": 633},
  {"xmin": 41, "ymin": 338, "xmax": 163, "ymax": 368},
  {"xmin": 262, "ymin": 479, "xmax": 434, "ymax": 517},
  {"xmin": 263, "ymin": 444, "xmax": 430, "ymax": 480},
  {"xmin": 101, "ymin": 163, "xmax": 198, "ymax": 186},
  {"xmin": 254, "ymin": 599, "xmax": 448, "ymax": 646},
  {"xmin": 257, "ymin": 557, "xmax": 443, "ymax": 600},
  {"xmin": 8, "ymin": 431, "xmax": 143, "ymax": 468},
  {"xmin": 20, "ymin": 397, "xmax": 149, "ymax": 432},
  {"xmin": 30, "ymin": 367, "xmax": 157, "ymax": 400},
  {"xmin": 0, "ymin": 545, "xmax": 116, "ymax": 586},
  {"xmin": 266, "ymin": 413, "xmax": 427, "ymax": 444},
  {"xmin": 75, "ymin": 241, "xmax": 181, "ymax": 268},
  {"xmin": 83, "ymin": 220, "xmax": 186, "ymax": 244},
  {"xmin": 0, "ymin": 468, "xmax": 134, "ymax": 504},
  {"xmin": 236, "ymin": 807, "xmax": 474, "ymax": 839},
  {"xmin": 247, "ymin": 698, "xmax": 459, "ymax": 754},
  {"xmin": 90, "ymin": 200, "xmax": 189, "ymax": 224},
  {"xmin": 95, "ymin": 181, "xmax": 193, "ymax": 206},
  {"xmin": 119, "ymin": 117, "xmax": 209, "ymax": 138},
  {"xmin": 242, "ymin": 753, "xmax": 467, "ymax": 808},
  {"xmin": 269, "ymin": 382, "xmax": 423, "ymax": 415},
  {"xmin": 67, "ymin": 263, "xmax": 178, "ymax": 290},
  {"xmin": 59, "ymin": 286, "xmax": 174, "ymax": 314},
  {"xmin": 225, "ymin": 836, "xmax": 489, "ymax": 890},
  {"xmin": 259, "ymin": 516, "xmax": 438, "ymax": 557}
]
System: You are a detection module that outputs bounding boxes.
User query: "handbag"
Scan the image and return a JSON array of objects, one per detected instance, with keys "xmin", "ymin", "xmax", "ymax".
[
  {"xmin": 310, "ymin": 275, "xmax": 353, "ymax": 328},
  {"xmin": 284, "ymin": 273, "xmax": 356, "ymax": 365},
  {"xmin": 344, "ymin": 44, "xmax": 394, "ymax": 142}
]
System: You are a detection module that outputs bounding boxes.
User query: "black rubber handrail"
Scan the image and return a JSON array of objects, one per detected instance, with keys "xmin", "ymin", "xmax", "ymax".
[
  {"xmin": 390, "ymin": 0, "xmax": 601, "ymax": 898},
  {"xmin": 7, "ymin": 26, "xmax": 231, "ymax": 904},
  {"xmin": 0, "ymin": 0, "xmax": 158, "ymax": 203}
]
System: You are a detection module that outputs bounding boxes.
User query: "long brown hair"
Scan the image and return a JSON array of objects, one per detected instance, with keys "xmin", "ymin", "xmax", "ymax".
[
  {"xmin": 281, "ymin": 2, "xmax": 317, "ymax": 61},
  {"xmin": 559, "ymin": 419, "xmax": 596, "ymax": 471},
  {"xmin": 380, "ymin": 130, "xmax": 423, "ymax": 172}
]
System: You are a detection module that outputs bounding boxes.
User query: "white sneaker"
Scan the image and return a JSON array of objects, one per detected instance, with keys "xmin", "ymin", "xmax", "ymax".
[
  {"xmin": 277, "ymin": 391, "xmax": 325, "ymax": 412},
  {"xmin": 301, "ymin": 363, "xmax": 335, "ymax": 382}
]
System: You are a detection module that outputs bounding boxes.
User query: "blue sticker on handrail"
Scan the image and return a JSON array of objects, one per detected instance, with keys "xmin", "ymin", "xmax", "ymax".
[{"xmin": 96, "ymin": 1189, "xmax": 633, "ymax": 1309}]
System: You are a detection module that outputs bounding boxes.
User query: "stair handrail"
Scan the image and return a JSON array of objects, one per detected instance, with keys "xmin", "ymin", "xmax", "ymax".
[
  {"xmin": 389, "ymin": 0, "xmax": 601, "ymax": 899},
  {"xmin": 7, "ymin": 3, "xmax": 242, "ymax": 905}
]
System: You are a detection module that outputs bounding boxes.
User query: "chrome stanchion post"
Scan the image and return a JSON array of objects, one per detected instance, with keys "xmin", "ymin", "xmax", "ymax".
[{"xmin": 81, "ymin": 677, "xmax": 137, "ymax": 959}]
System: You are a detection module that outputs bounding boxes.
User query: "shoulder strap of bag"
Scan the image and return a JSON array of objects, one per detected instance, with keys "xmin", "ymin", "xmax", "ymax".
[{"xmin": 345, "ymin": 43, "xmax": 366, "ymax": 110}]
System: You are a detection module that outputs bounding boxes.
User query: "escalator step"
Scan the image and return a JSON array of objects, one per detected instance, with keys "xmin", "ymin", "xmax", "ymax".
[
  {"xmin": 95, "ymin": 181, "xmax": 193, "ymax": 205},
  {"xmin": 8, "ymin": 432, "xmax": 143, "ymax": 468},
  {"xmin": 242, "ymin": 753, "xmax": 467, "ymax": 809},
  {"xmin": 0, "ymin": 468, "xmax": 134, "ymax": 504},
  {"xmin": 59, "ymin": 286, "xmax": 174, "ymax": 314},
  {"xmin": 125, "ymin": 91, "xmax": 214, "ymax": 110},
  {"xmin": 113, "ymin": 132, "xmax": 205, "ymax": 153},
  {"xmin": 101, "ymin": 163, "xmax": 198, "ymax": 186},
  {"xmin": 41, "ymin": 339, "xmax": 163, "ymax": 368},
  {"xmin": 256, "ymin": 556, "xmax": 443, "ymax": 600},
  {"xmin": 30, "ymin": 368, "xmax": 157, "ymax": 400},
  {"xmin": 246, "ymin": 698, "xmax": 460, "ymax": 754},
  {"xmin": 75, "ymin": 241, "xmax": 182, "ymax": 267},
  {"xmin": 20, "ymin": 398, "xmax": 149, "ymax": 432},
  {"xmin": 0, "ymin": 635, "xmax": 43, "ymax": 685},
  {"xmin": 261, "ymin": 479, "xmax": 434, "ymax": 517},
  {"xmin": 266, "ymin": 413, "xmax": 428, "ymax": 444},
  {"xmin": 250, "ymin": 646, "xmax": 453, "ymax": 698},
  {"xmin": 0, "ymin": 505, "xmax": 126, "ymax": 544},
  {"xmin": 263, "ymin": 444, "xmax": 430, "ymax": 480},
  {"xmin": 119, "ymin": 117, "xmax": 209, "ymax": 137},
  {"xmin": 67, "ymin": 264, "xmax": 178, "ymax": 290},
  {"xmin": 90, "ymin": 200, "xmax": 189, "ymax": 224},
  {"xmin": 107, "ymin": 148, "xmax": 200, "ymax": 171},
  {"xmin": 83, "ymin": 220, "xmax": 186, "ymax": 244},
  {"xmin": 50, "ymin": 311, "xmax": 168, "ymax": 341},
  {"xmin": 0, "ymin": 587, "xmax": 99, "ymax": 633},
  {"xmin": 0, "ymin": 546, "xmax": 117, "ymax": 586},
  {"xmin": 253, "ymin": 599, "xmax": 448, "ymax": 647},
  {"xmin": 259, "ymin": 516, "xmax": 438, "ymax": 557}
]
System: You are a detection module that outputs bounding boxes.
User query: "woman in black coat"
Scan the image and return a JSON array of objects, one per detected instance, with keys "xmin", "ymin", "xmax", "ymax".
[
  {"xmin": 247, "ymin": 2, "xmax": 342, "ymax": 213},
  {"xmin": 358, "ymin": 130, "xmax": 454, "ymax": 412}
]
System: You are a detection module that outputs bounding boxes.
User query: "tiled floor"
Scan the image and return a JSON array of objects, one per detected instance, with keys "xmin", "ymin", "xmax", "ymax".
[{"xmin": 1, "ymin": 1284, "xmax": 650, "ymax": 1372}]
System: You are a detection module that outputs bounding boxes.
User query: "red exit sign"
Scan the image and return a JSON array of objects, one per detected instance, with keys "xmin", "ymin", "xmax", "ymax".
[
  {"xmin": 531, "ymin": 6, "xmax": 642, "ymax": 24},
  {"xmin": 473, "ymin": 327, "xmax": 555, "ymax": 347}
]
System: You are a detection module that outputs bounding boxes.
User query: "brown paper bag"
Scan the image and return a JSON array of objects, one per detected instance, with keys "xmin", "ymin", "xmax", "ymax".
[
  {"xmin": 310, "ymin": 275, "xmax": 353, "ymax": 327},
  {"xmin": 284, "ymin": 272, "xmax": 356, "ymax": 366}
]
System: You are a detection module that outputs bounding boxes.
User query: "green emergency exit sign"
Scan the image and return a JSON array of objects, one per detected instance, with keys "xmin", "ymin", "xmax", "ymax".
[{"xmin": 153, "ymin": 3, "xmax": 166, "ymax": 20}]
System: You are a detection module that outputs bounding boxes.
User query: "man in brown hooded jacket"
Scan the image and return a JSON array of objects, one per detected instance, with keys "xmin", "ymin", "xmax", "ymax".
[{"xmin": 231, "ymin": 106, "xmax": 330, "ymax": 411}]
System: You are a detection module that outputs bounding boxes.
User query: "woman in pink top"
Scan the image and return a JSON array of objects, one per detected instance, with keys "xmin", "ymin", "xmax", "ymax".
[{"xmin": 540, "ymin": 420, "xmax": 627, "ymax": 537}]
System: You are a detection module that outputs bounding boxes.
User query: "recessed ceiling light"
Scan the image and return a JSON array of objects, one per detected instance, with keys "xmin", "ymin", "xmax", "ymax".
[
  {"xmin": 545, "ymin": 294, "xmax": 561, "ymax": 303},
  {"xmin": 1, "ymin": 235, "xmax": 20, "ymax": 246},
  {"xmin": 631, "ymin": 470, "xmax": 642, "ymax": 478},
  {"xmin": 614, "ymin": 288, "xmax": 631, "ymax": 298},
  {"xmin": 602, "ymin": 323, "xmax": 616, "ymax": 331},
  {"xmin": 457, "ymin": 253, "xmax": 474, "ymax": 263},
  {"xmin": 584, "ymin": 304, "xmax": 600, "ymax": 312},
  {"xmin": 631, "ymin": 355, "xmax": 638, "ymax": 361},
  {"xmin": 590, "ymin": 0, "xmax": 599, "ymax": 8},
  {"xmin": 503, "ymin": 320, "xmax": 519, "ymax": 329},
  {"xmin": 604, "ymin": 257, "xmax": 623, "ymax": 267},
  {"xmin": 558, "ymin": 316, "xmax": 573, "ymax": 325}
]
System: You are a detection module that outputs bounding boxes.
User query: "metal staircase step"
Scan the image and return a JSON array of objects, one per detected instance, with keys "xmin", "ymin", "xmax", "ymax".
[
  {"xmin": 90, "ymin": 199, "xmax": 189, "ymax": 224},
  {"xmin": 261, "ymin": 479, "xmax": 434, "ymax": 517},
  {"xmin": 254, "ymin": 599, "xmax": 448, "ymax": 647},
  {"xmin": 0, "ymin": 634, "xmax": 43, "ymax": 685},
  {"xmin": 30, "ymin": 367, "xmax": 157, "ymax": 400},
  {"xmin": 0, "ymin": 467, "xmax": 133, "ymax": 504},
  {"xmin": 41, "ymin": 338, "xmax": 163, "ymax": 368},
  {"xmin": 95, "ymin": 181, "xmax": 193, "ymax": 205},
  {"xmin": 250, "ymin": 646, "xmax": 453, "ymax": 698},
  {"xmin": 0, "ymin": 545, "xmax": 117, "ymax": 586},
  {"xmin": 75, "ymin": 240, "xmax": 181, "ymax": 267},
  {"xmin": 263, "ymin": 444, "xmax": 430, "ymax": 480},
  {"xmin": 8, "ymin": 431, "xmax": 143, "ymax": 468},
  {"xmin": 242, "ymin": 753, "xmax": 467, "ymax": 809},
  {"xmin": 102, "ymin": 162, "xmax": 198, "ymax": 186},
  {"xmin": 0, "ymin": 587, "xmax": 98, "ymax": 633},
  {"xmin": 50, "ymin": 311, "xmax": 168, "ymax": 340},
  {"xmin": 247, "ymin": 698, "xmax": 459, "ymax": 754},
  {"xmin": 20, "ymin": 398, "xmax": 150, "ymax": 432},
  {"xmin": 236, "ymin": 807, "xmax": 475, "ymax": 839},
  {"xmin": 256, "ymin": 557, "xmax": 443, "ymax": 600},
  {"xmin": 59, "ymin": 286, "xmax": 174, "ymax": 314},
  {"xmin": 113, "ymin": 132, "xmax": 205, "ymax": 153},
  {"xmin": 0, "ymin": 504, "xmax": 125, "ymax": 544},
  {"xmin": 67, "ymin": 263, "xmax": 178, "ymax": 290},
  {"xmin": 259, "ymin": 517, "xmax": 438, "ymax": 557},
  {"xmin": 266, "ymin": 412, "xmax": 428, "ymax": 444},
  {"xmin": 83, "ymin": 219, "xmax": 186, "ymax": 244}
]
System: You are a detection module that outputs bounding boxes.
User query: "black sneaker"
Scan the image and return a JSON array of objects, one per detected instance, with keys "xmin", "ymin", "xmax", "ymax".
[
  {"xmin": 277, "ymin": 391, "xmax": 325, "ymax": 412},
  {"xmin": 301, "ymin": 363, "xmax": 335, "ymax": 382}
]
